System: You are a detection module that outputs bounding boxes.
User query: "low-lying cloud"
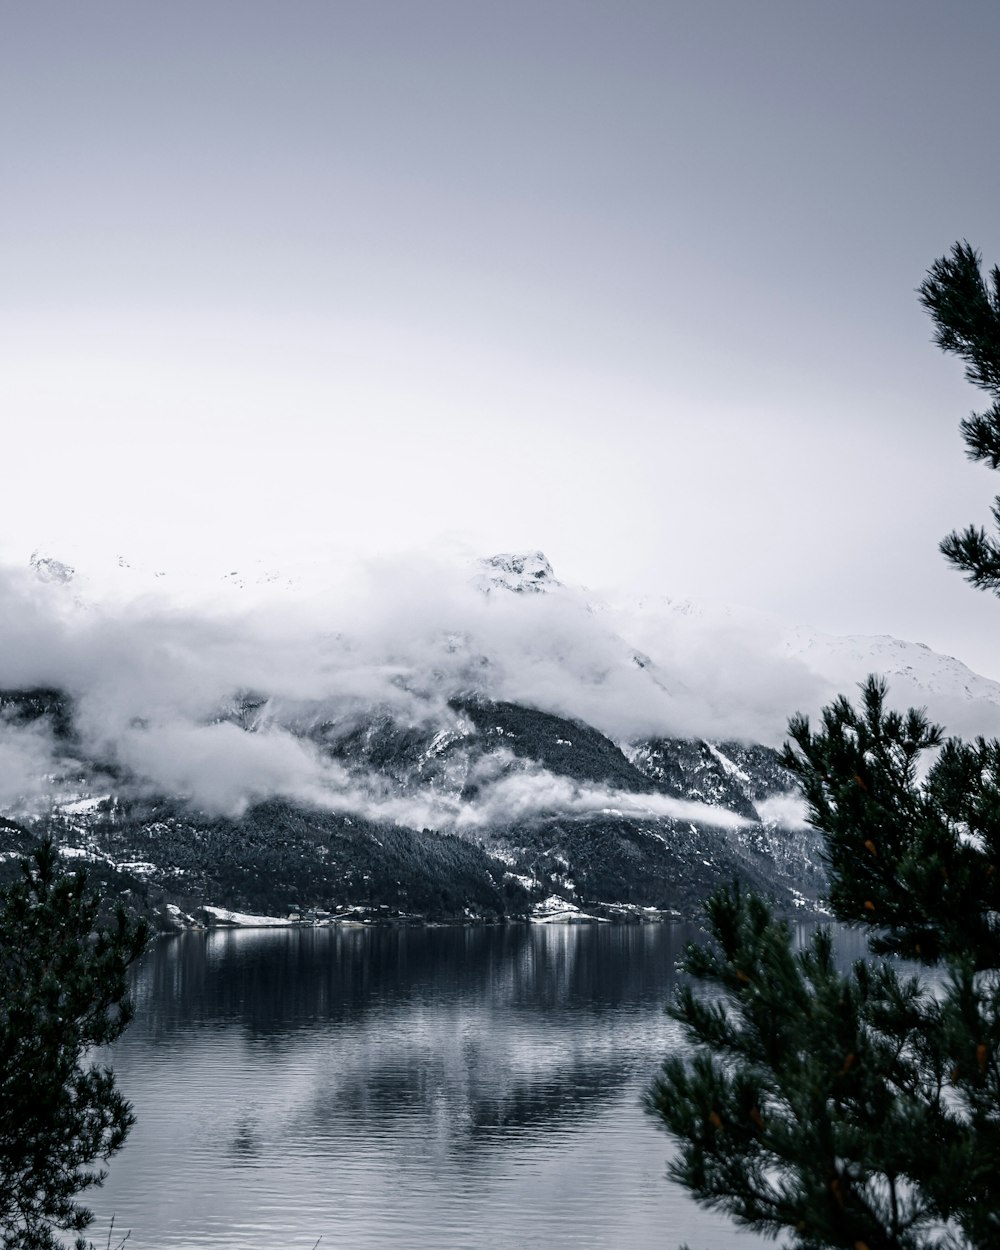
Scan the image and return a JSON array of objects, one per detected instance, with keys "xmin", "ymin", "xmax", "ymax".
[{"xmin": 1, "ymin": 550, "xmax": 997, "ymax": 822}]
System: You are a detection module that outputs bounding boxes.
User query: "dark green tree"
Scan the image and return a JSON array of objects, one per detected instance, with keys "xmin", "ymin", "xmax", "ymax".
[
  {"xmin": 648, "ymin": 244, "xmax": 1000, "ymax": 1250},
  {"xmin": 0, "ymin": 841, "xmax": 149, "ymax": 1250}
]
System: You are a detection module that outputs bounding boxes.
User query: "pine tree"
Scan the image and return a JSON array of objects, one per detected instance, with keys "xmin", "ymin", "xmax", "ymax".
[
  {"xmin": 0, "ymin": 841, "xmax": 149, "ymax": 1250},
  {"xmin": 647, "ymin": 244, "xmax": 1000, "ymax": 1250}
]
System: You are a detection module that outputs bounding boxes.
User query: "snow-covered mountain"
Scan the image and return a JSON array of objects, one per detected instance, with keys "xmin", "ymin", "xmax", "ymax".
[
  {"xmin": 1, "ymin": 548, "xmax": 997, "ymax": 927},
  {"xmin": 598, "ymin": 590, "xmax": 1000, "ymax": 743}
]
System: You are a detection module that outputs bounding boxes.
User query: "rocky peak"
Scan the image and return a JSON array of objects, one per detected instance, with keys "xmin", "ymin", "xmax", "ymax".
[
  {"xmin": 30, "ymin": 551, "xmax": 75, "ymax": 584},
  {"xmin": 475, "ymin": 551, "xmax": 560, "ymax": 595}
]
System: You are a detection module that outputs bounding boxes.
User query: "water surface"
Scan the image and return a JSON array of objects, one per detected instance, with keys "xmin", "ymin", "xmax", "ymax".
[{"xmin": 88, "ymin": 922, "xmax": 811, "ymax": 1249}]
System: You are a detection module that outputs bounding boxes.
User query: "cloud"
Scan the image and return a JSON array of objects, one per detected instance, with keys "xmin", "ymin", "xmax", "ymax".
[
  {"xmin": 0, "ymin": 718, "xmax": 63, "ymax": 809},
  {"xmin": 755, "ymin": 793, "xmax": 811, "ymax": 830},
  {"xmin": 322, "ymin": 758, "xmax": 754, "ymax": 834},
  {"xmin": 112, "ymin": 722, "xmax": 342, "ymax": 819},
  {"xmin": 450, "ymin": 767, "xmax": 753, "ymax": 831},
  {"xmin": 0, "ymin": 550, "xmax": 996, "ymax": 820}
]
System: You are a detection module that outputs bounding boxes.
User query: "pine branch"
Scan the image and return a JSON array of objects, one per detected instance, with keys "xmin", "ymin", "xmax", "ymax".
[
  {"xmin": 959, "ymin": 402, "xmax": 1000, "ymax": 467},
  {"xmin": 939, "ymin": 524, "xmax": 1000, "ymax": 591},
  {"xmin": 918, "ymin": 242, "xmax": 1000, "ymax": 393}
]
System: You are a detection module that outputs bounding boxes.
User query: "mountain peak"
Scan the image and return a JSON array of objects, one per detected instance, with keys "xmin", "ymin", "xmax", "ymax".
[
  {"xmin": 475, "ymin": 551, "xmax": 560, "ymax": 595},
  {"xmin": 30, "ymin": 551, "xmax": 75, "ymax": 585}
]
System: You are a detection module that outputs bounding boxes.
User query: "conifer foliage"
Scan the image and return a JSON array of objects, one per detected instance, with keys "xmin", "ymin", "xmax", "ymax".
[
  {"xmin": 0, "ymin": 842, "xmax": 148, "ymax": 1250},
  {"xmin": 648, "ymin": 245, "xmax": 1000, "ymax": 1250},
  {"xmin": 920, "ymin": 242, "xmax": 1000, "ymax": 588}
]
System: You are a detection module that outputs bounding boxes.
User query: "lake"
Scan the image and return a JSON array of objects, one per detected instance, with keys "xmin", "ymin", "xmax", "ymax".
[{"xmin": 86, "ymin": 921, "xmax": 833, "ymax": 1250}]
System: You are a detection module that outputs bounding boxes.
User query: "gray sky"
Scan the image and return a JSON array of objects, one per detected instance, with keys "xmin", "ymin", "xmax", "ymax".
[{"xmin": 4, "ymin": 1, "xmax": 1000, "ymax": 673}]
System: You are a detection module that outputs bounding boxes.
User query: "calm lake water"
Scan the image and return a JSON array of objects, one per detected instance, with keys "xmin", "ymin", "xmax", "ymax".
[{"xmin": 87, "ymin": 922, "xmax": 847, "ymax": 1250}]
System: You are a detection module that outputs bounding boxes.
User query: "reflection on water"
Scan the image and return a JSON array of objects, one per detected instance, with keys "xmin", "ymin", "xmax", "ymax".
[{"xmin": 89, "ymin": 922, "xmax": 843, "ymax": 1249}]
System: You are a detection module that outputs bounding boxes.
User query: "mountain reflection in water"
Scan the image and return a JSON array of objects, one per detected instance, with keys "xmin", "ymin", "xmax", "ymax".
[{"xmin": 90, "ymin": 922, "xmax": 861, "ymax": 1249}]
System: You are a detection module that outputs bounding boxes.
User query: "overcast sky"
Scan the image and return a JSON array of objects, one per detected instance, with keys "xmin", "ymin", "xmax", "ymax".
[{"xmin": 4, "ymin": 1, "xmax": 1000, "ymax": 675}]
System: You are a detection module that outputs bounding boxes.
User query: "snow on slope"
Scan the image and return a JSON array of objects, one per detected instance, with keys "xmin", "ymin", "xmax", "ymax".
[
  {"xmin": 593, "ymin": 591, "xmax": 1000, "ymax": 743},
  {"xmin": 781, "ymin": 624, "xmax": 1000, "ymax": 726}
]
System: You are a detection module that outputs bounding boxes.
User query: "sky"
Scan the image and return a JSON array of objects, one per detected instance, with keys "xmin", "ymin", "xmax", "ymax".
[{"xmin": 4, "ymin": 1, "xmax": 1000, "ymax": 676}]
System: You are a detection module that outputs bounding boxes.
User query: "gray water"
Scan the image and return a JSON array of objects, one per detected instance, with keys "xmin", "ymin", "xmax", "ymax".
[{"xmin": 86, "ymin": 922, "xmax": 823, "ymax": 1250}]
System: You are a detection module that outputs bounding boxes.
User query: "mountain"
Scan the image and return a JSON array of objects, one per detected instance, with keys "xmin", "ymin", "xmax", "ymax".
[
  {"xmin": 1, "ymin": 692, "xmax": 819, "ymax": 929},
  {"xmin": 1, "ymin": 549, "xmax": 996, "ymax": 927}
]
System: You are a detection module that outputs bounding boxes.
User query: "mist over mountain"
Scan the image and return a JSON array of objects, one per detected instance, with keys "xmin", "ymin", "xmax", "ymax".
[{"xmin": 2, "ymin": 548, "xmax": 997, "ymax": 924}]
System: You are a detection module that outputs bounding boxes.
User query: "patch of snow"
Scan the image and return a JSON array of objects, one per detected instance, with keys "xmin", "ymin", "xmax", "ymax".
[
  {"xmin": 424, "ymin": 729, "xmax": 460, "ymax": 760},
  {"xmin": 788, "ymin": 888, "xmax": 832, "ymax": 915},
  {"xmin": 200, "ymin": 905, "xmax": 291, "ymax": 927},
  {"xmin": 532, "ymin": 893, "xmax": 580, "ymax": 916},
  {"xmin": 530, "ymin": 894, "xmax": 606, "ymax": 923},
  {"xmin": 56, "ymin": 796, "xmax": 109, "ymax": 816},
  {"xmin": 597, "ymin": 901, "xmax": 680, "ymax": 920},
  {"xmin": 706, "ymin": 743, "xmax": 751, "ymax": 783}
]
